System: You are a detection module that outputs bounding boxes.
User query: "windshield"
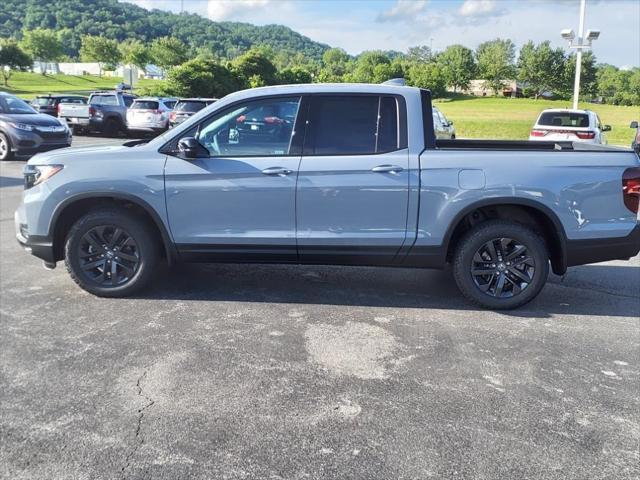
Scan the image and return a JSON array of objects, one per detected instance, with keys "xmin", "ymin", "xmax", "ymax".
[
  {"xmin": 538, "ymin": 112, "xmax": 590, "ymax": 128},
  {"xmin": 175, "ymin": 101, "xmax": 206, "ymax": 113},
  {"xmin": 0, "ymin": 95, "xmax": 37, "ymax": 114}
]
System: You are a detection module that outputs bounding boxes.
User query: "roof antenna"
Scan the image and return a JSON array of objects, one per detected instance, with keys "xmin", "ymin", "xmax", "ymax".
[{"xmin": 382, "ymin": 78, "xmax": 406, "ymax": 86}]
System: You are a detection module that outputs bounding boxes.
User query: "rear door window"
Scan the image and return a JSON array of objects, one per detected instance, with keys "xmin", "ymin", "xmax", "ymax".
[
  {"xmin": 305, "ymin": 95, "xmax": 403, "ymax": 155},
  {"xmin": 163, "ymin": 101, "xmax": 176, "ymax": 109},
  {"xmin": 538, "ymin": 112, "xmax": 589, "ymax": 127}
]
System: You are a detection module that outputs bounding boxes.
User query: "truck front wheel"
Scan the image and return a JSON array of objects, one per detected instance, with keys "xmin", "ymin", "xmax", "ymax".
[
  {"xmin": 64, "ymin": 208, "xmax": 159, "ymax": 297},
  {"xmin": 452, "ymin": 220, "xmax": 549, "ymax": 310}
]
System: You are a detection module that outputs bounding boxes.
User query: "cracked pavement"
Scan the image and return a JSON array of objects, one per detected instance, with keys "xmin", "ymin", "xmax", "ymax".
[{"xmin": 1, "ymin": 143, "xmax": 639, "ymax": 480}]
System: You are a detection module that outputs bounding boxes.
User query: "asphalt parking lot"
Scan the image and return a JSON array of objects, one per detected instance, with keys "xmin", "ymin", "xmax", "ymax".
[{"xmin": 1, "ymin": 135, "xmax": 639, "ymax": 480}]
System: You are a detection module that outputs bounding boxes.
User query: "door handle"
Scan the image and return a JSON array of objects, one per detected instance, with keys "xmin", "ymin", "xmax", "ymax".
[
  {"xmin": 261, "ymin": 167, "xmax": 293, "ymax": 176},
  {"xmin": 371, "ymin": 164, "xmax": 403, "ymax": 174}
]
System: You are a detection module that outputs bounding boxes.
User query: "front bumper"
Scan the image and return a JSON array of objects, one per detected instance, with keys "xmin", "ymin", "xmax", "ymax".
[
  {"xmin": 566, "ymin": 224, "xmax": 640, "ymax": 267},
  {"xmin": 15, "ymin": 209, "xmax": 56, "ymax": 263},
  {"xmin": 8, "ymin": 128, "xmax": 71, "ymax": 157}
]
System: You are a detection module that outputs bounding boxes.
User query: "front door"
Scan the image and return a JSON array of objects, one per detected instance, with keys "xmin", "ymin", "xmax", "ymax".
[
  {"xmin": 296, "ymin": 94, "xmax": 410, "ymax": 265},
  {"xmin": 164, "ymin": 95, "xmax": 303, "ymax": 262}
]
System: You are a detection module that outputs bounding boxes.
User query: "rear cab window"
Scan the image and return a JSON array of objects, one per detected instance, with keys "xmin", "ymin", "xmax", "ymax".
[{"xmin": 304, "ymin": 95, "xmax": 406, "ymax": 155}]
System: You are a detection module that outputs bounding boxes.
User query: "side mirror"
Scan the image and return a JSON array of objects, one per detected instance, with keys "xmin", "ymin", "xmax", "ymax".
[
  {"xmin": 177, "ymin": 137, "xmax": 202, "ymax": 159},
  {"xmin": 630, "ymin": 121, "xmax": 639, "ymax": 129},
  {"xmin": 448, "ymin": 121, "xmax": 454, "ymax": 126},
  {"xmin": 602, "ymin": 125, "xmax": 612, "ymax": 132}
]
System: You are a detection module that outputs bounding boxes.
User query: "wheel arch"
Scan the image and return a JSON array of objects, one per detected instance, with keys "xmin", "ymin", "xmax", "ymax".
[
  {"xmin": 443, "ymin": 197, "xmax": 568, "ymax": 275},
  {"xmin": 49, "ymin": 193, "xmax": 176, "ymax": 264}
]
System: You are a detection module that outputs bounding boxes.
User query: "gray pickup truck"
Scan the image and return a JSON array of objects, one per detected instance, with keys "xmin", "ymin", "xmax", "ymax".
[
  {"xmin": 15, "ymin": 84, "xmax": 640, "ymax": 309},
  {"xmin": 58, "ymin": 91, "xmax": 136, "ymax": 136}
]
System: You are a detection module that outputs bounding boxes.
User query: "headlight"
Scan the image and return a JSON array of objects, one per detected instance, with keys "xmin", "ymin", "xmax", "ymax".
[
  {"xmin": 9, "ymin": 122, "xmax": 35, "ymax": 132},
  {"xmin": 23, "ymin": 164, "xmax": 64, "ymax": 189}
]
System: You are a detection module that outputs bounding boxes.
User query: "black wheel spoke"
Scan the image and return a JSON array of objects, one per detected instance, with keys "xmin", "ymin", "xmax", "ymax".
[
  {"xmin": 471, "ymin": 236, "xmax": 535, "ymax": 299},
  {"xmin": 508, "ymin": 267, "xmax": 531, "ymax": 283},
  {"xmin": 78, "ymin": 224, "xmax": 139, "ymax": 287}
]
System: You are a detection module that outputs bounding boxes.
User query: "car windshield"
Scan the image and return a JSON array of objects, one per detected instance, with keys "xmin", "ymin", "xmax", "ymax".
[
  {"xmin": 33, "ymin": 97, "xmax": 56, "ymax": 106},
  {"xmin": 538, "ymin": 112, "xmax": 590, "ymax": 128},
  {"xmin": 131, "ymin": 101, "xmax": 159, "ymax": 110},
  {"xmin": 175, "ymin": 101, "xmax": 206, "ymax": 113},
  {"xmin": 0, "ymin": 95, "xmax": 37, "ymax": 114}
]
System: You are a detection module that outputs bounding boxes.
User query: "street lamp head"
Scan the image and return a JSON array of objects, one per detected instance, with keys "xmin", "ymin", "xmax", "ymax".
[
  {"xmin": 586, "ymin": 29, "xmax": 600, "ymax": 41},
  {"xmin": 561, "ymin": 29, "xmax": 575, "ymax": 41}
]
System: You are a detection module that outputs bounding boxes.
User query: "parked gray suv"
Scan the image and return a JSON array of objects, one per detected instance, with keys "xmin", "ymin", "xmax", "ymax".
[
  {"xmin": 0, "ymin": 92, "xmax": 72, "ymax": 161},
  {"xmin": 14, "ymin": 84, "xmax": 640, "ymax": 309}
]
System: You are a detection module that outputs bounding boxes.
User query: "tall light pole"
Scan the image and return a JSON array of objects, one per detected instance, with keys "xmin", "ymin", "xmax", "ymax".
[{"xmin": 561, "ymin": 0, "xmax": 600, "ymax": 109}]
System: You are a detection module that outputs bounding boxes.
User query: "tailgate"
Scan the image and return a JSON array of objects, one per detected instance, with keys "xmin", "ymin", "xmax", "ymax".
[{"xmin": 59, "ymin": 104, "xmax": 90, "ymax": 118}]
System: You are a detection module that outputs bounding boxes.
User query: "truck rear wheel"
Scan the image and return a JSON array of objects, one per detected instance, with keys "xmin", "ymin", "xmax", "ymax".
[
  {"xmin": 64, "ymin": 208, "xmax": 159, "ymax": 297},
  {"xmin": 103, "ymin": 118, "xmax": 121, "ymax": 137},
  {"xmin": 452, "ymin": 220, "xmax": 549, "ymax": 310}
]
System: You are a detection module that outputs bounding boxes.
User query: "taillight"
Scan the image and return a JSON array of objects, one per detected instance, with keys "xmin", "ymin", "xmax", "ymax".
[
  {"xmin": 264, "ymin": 116, "xmax": 283, "ymax": 124},
  {"xmin": 530, "ymin": 129, "xmax": 548, "ymax": 137},
  {"xmin": 56, "ymin": 103, "xmax": 61, "ymax": 115},
  {"xmin": 169, "ymin": 112, "xmax": 176, "ymax": 121},
  {"xmin": 89, "ymin": 106, "xmax": 96, "ymax": 117},
  {"xmin": 622, "ymin": 167, "xmax": 640, "ymax": 214},
  {"xmin": 236, "ymin": 115, "xmax": 246, "ymax": 123},
  {"xmin": 575, "ymin": 131, "xmax": 596, "ymax": 140}
]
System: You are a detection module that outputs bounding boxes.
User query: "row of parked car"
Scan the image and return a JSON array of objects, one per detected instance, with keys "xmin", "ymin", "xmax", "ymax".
[{"xmin": 0, "ymin": 90, "xmax": 217, "ymax": 160}]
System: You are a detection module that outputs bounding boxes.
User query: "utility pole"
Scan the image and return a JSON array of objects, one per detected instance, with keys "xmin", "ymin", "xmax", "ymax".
[
  {"xmin": 573, "ymin": 0, "xmax": 586, "ymax": 110},
  {"xmin": 561, "ymin": 0, "xmax": 600, "ymax": 110}
]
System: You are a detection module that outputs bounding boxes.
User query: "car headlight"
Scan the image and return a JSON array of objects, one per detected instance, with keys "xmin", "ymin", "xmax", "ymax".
[
  {"xmin": 9, "ymin": 122, "xmax": 35, "ymax": 132},
  {"xmin": 23, "ymin": 164, "xmax": 64, "ymax": 189}
]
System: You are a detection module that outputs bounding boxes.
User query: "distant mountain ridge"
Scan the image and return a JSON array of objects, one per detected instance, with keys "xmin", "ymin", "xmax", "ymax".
[{"xmin": 0, "ymin": 0, "xmax": 330, "ymax": 61}]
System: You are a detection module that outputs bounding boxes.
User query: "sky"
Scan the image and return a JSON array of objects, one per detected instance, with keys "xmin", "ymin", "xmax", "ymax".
[{"xmin": 124, "ymin": 0, "xmax": 640, "ymax": 68}]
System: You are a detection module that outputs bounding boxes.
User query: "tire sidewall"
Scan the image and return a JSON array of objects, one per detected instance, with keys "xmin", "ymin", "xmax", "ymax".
[
  {"xmin": 0, "ymin": 132, "xmax": 13, "ymax": 161},
  {"xmin": 65, "ymin": 210, "xmax": 158, "ymax": 297},
  {"xmin": 453, "ymin": 222, "xmax": 549, "ymax": 310}
]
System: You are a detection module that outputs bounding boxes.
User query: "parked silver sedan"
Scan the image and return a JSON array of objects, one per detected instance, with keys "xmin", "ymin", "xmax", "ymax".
[{"xmin": 126, "ymin": 97, "xmax": 177, "ymax": 135}]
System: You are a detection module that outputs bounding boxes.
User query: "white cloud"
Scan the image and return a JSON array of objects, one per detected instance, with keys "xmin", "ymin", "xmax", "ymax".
[
  {"xmin": 207, "ymin": 0, "xmax": 272, "ymax": 21},
  {"xmin": 459, "ymin": 0, "xmax": 498, "ymax": 17},
  {"xmin": 377, "ymin": 0, "xmax": 429, "ymax": 23}
]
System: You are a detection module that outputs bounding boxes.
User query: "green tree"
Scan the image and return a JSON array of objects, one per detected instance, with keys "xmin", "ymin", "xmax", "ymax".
[
  {"xmin": 231, "ymin": 48, "xmax": 278, "ymax": 87},
  {"xmin": 119, "ymin": 39, "xmax": 150, "ymax": 70},
  {"xmin": 437, "ymin": 44, "xmax": 475, "ymax": 92},
  {"xmin": 561, "ymin": 50, "xmax": 598, "ymax": 99},
  {"xmin": 517, "ymin": 41, "xmax": 566, "ymax": 99},
  {"xmin": 150, "ymin": 36, "xmax": 189, "ymax": 72},
  {"xmin": 278, "ymin": 66, "xmax": 312, "ymax": 84},
  {"xmin": 317, "ymin": 48, "xmax": 350, "ymax": 82},
  {"xmin": 166, "ymin": 58, "xmax": 239, "ymax": 98},
  {"xmin": 0, "ymin": 38, "xmax": 32, "ymax": 86},
  {"xmin": 476, "ymin": 38, "xmax": 516, "ymax": 95},
  {"xmin": 20, "ymin": 28, "xmax": 63, "ymax": 74},
  {"xmin": 406, "ymin": 63, "xmax": 447, "ymax": 97},
  {"xmin": 345, "ymin": 51, "xmax": 401, "ymax": 83},
  {"xmin": 80, "ymin": 35, "xmax": 122, "ymax": 77},
  {"xmin": 406, "ymin": 45, "xmax": 434, "ymax": 63}
]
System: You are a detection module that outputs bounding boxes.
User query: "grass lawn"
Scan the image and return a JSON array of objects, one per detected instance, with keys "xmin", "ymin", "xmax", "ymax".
[
  {"xmin": 435, "ymin": 96, "xmax": 640, "ymax": 147},
  {"xmin": 0, "ymin": 71, "xmax": 160, "ymax": 98},
  {"xmin": 2, "ymin": 72, "xmax": 638, "ymax": 147}
]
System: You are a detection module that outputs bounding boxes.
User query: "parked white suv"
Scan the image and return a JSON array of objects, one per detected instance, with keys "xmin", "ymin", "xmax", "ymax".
[
  {"xmin": 432, "ymin": 106, "xmax": 456, "ymax": 139},
  {"xmin": 126, "ymin": 97, "xmax": 177, "ymax": 134},
  {"xmin": 529, "ymin": 108, "xmax": 610, "ymax": 144}
]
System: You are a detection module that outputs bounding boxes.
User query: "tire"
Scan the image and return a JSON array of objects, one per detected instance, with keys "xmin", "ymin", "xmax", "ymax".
[
  {"xmin": 452, "ymin": 220, "xmax": 549, "ymax": 310},
  {"xmin": 72, "ymin": 126, "xmax": 85, "ymax": 136},
  {"xmin": 103, "ymin": 118, "xmax": 121, "ymax": 137},
  {"xmin": 64, "ymin": 208, "xmax": 160, "ymax": 297},
  {"xmin": 0, "ymin": 132, "xmax": 14, "ymax": 161}
]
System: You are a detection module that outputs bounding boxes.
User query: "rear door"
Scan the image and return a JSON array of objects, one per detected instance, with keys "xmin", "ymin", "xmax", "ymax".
[
  {"xmin": 296, "ymin": 94, "xmax": 410, "ymax": 265},
  {"xmin": 164, "ymin": 95, "xmax": 303, "ymax": 261}
]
